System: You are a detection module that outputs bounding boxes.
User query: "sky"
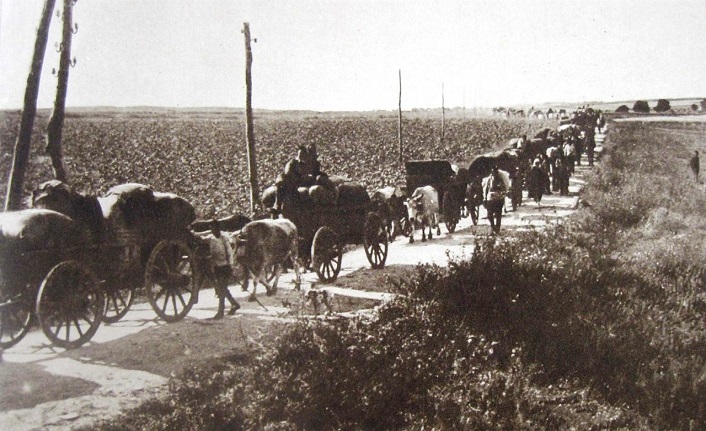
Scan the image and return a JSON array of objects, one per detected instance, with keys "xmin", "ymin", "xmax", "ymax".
[{"xmin": 1, "ymin": 0, "xmax": 705, "ymax": 111}]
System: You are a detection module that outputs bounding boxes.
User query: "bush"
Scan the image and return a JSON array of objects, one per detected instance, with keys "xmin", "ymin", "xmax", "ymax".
[
  {"xmin": 632, "ymin": 100, "xmax": 650, "ymax": 113},
  {"xmin": 654, "ymin": 99, "xmax": 671, "ymax": 112},
  {"xmin": 94, "ymin": 119, "xmax": 706, "ymax": 431},
  {"xmin": 691, "ymin": 103, "xmax": 699, "ymax": 111},
  {"xmin": 615, "ymin": 105, "xmax": 629, "ymax": 113}
]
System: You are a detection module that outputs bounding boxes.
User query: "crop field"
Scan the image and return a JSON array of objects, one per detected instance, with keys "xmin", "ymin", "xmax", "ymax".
[
  {"xmin": 73, "ymin": 117, "xmax": 706, "ymax": 430},
  {"xmin": 0, "ymin": 109, "xmax": 553, "ymax": 216}
]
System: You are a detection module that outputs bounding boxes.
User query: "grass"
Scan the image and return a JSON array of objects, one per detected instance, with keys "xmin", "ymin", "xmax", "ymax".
[{"xmin": 72, "ymin": 117, "xmax": 706, "ymax": 429}]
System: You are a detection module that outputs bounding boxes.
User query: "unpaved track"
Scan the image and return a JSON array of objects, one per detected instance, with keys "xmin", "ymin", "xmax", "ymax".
[{"xmin": 0, "ymin": 132, "xmax": 604, "ymax": 431}]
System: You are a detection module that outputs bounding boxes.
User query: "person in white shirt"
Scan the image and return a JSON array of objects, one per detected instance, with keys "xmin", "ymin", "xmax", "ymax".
[{"xmin": 209, "ymin": 220, "xmax": 240, "ymax": 319}]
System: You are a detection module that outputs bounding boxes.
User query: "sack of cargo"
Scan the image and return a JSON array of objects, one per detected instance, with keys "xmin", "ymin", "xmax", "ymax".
[
  {"xmin": 309, "ymin": 185, "xmax": 336, "ymax": 205},
  {"xmin": 0, "ymin": 209, "xmax": 91, "ymax": 252},
  {"xmin": 336, "ymin": 182, "xmax": 370, "ymax": 206},
  {"xmin": 297, "ymin": 187, "xmax": 312, "ymax": 204},
  {"xmin": 261, "ymin": 185, "xmax": 278, "ymax": 208},
  {"xmin": 328, "ymin": 175, "xmax": 352, "ymax": 188}
]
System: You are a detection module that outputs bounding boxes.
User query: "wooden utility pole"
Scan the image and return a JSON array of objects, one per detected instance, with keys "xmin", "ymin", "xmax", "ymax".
[
  {"xmin": 398, "ymin": 69, "xmax": 402, "ymax": 162},
  {"xmin": 46, "ymin": 0, "xmax": 76, "ymax": 183},
  {"xmin": 5, "ymin": 0, "xmax": 57, "ymax": 211},
  {"xmin": 440, "ymin": 83, "xmax": 445, "ymax": 145},
  {"xmin": 242, "ymin": 22, "xmax": 259, "ymax": 214}
]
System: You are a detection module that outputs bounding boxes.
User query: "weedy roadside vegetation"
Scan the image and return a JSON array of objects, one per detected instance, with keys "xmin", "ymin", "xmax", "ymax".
[{"xmin": 87, "ymin": 119, "xmax": 706, "ymax": 430}]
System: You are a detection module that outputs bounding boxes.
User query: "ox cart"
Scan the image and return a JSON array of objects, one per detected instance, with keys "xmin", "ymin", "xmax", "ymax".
[
  {"xmin": 405, "ymin": 160, "xmax": 464, "ymax": 233},
  {"xmin": 277, "ymin": 179, "xmax": 389, "ymax": 283},
  {"xmin": 0, "ymin": 183, "xmax": 204, "ymax": 350}
]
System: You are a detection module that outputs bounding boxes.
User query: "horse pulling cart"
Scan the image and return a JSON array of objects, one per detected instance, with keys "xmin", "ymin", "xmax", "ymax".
[
  {"xmin": 405, "ymin": 160, "xmax": 465, "ymax": 233},
  {"xmin": 278, "ymin": 179, "xmax": 389, "ymax": 283},
  {"xmin": 0, "ymin": 183, "xmax": 204, "ymax": 350}
]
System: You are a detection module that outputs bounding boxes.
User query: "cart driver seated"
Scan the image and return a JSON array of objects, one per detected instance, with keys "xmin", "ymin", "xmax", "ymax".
[{"xmin": 272, "ymin": 144, "xmax": 326, "ymax": 212}]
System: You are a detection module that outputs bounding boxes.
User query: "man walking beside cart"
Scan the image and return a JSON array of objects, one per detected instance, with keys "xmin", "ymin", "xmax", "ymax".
[
  {"xmin": 209, "ymin": 219, "xmax": 240, "ymax": 319},
  {"xmin": 482, "ymin": 166, "xmax": 508, "ymax": 234}
]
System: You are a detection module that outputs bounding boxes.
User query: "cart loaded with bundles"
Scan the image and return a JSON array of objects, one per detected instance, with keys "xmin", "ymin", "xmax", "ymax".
[
  {"xmin": 0, "ymin": 181, "xmax": 205, "ymax": 350},
  {"xmin": 261, "ymin": 174, "xmax": 389, "ymax": 282}
]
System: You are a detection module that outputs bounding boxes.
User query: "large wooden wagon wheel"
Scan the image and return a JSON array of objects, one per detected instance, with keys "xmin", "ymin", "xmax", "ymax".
[
  {"xmin": 312, "ymin": 226, "xmax": 342, "ymax": 283},
  {"xmin": 443, "ymin": 191, "xmax": 460, "ymax": 233},
  {"xmin": 0, "ymin": 291, "xmax": 33, "ymax": 349},
  {"xmin": 145, "ymin": 240, "xmax": 198, "ymax": 323},
  {"xmin": 363, "ymin": 212, "xmax": 388, "ymax": 269},
  {"xmin": 36, "ymin": 260, "xmax": 104, "ymax": 349},
  {"xmin": 102, "ymin": 284, "xmax": 135, "ymax": 324}
]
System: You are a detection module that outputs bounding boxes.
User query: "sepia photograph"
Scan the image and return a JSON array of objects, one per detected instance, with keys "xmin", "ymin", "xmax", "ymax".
[{"xmin": 1, "ymin": 0, "xmax": 706, "ymax": 429}]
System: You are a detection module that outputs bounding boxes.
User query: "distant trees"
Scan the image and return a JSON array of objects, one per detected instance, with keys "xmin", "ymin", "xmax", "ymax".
[
  {"xmin": 691, "ymin": 104, "xmax": 699, "ymax": 112},
  {"xmin": 654, "ymin": 99, "xmax": 671, "ymax": 113},
  {"xmin": 700, "ymin": 99, "xmax": 706, "ymax": 111},
  {"xmin": 632, "ymin": 100, "xmax": 650, "ymax": 113},
  {"xmin": 615, "ymin": 105, "xmax": 629, "ymax": 113}
]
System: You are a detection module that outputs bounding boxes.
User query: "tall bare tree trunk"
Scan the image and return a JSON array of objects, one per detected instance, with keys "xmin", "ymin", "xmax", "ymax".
[
  {"xmin": 440, "ymin": 83, "xmax": 445, "ymax": 145},
  {"xmin": 46, "ymin": 0, "xmax": 75, "ymax": 183},
  {"xmin": 243, "ymin": 22, "xmax": 259, "ymax": 214},
  {"xmin": 398, "ymin": 69, "xmax": 402, "ymax": 162},
  {"xmin": 5, "ymin": 0, "xmax": 57, "ymax": 211}
]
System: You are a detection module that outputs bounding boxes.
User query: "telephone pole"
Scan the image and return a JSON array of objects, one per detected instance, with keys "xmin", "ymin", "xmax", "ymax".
[
  {"xmin": 242, "ymin": 22, "xmax": 259, "ymax": 214},
  {"xmin": 398, "ymin": 69, "xmax": 403, "ymax": 162},
  {"xmin": 46, "ymin": 0, "xmax": 77, "ymax": 184},
  {"xmin": 5, "ymin": 0, "xmax": 57, "ymax": 210},
  {"xmin": 440, "ymin": 83, "xmax": 445, "ymax": 145}
]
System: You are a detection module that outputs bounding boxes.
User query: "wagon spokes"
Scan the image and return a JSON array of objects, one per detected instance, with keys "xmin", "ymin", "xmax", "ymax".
[
  {"xmin": 363, "ymin": 212, "xmax": 388, "ymax": 269},
  {"xmin": 145, "ymin": 240, "xmax": 198, "ymax": 323},
  {"xmin": 36, "ymin": 260, "xmax": 104, "ymax": 349},
  {"xmin": 102, "ymin": 283, "xmax": 135, "ymax": 324},
  {"xmin": 0, "ymin": 292, "xmax": 33, "ymax": 349},
  {"xmin": 313, "ymin": 227, "xmax": 342, "ymax": 283}
]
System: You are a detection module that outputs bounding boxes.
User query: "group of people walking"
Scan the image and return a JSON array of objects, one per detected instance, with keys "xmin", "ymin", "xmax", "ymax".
[{"xmin": 481, "ymin": 108, "xmax": 603, "ymax": 234}]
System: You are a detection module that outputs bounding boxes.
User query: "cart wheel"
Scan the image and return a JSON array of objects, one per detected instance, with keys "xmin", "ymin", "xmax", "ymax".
[
  {"xmin": 364, "ymin": 212, "xmax": 388, "ymax": 269},
  {"xmin": 443, "ymin": 191, "xmax": 460, "ymax": 233},
  {"xmin": 145, "ymin": 240, "xmax": 198, "ymax": 323},
  {"xmin": 36, "ymin": 261, "xmax": 104, "ymax": 349},
  {"xmin": 312, "ymin": 226, "xmax": 342, "ymax": 282},
  {"xmin": 0, "ymin": 292, "xmax": 33, "ymax": 349},
  {"xmin": 102, "ymin": 285, "xmax": 135, "ymax": 324}
]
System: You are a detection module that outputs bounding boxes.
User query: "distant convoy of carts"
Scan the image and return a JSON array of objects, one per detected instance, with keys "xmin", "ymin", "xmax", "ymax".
[{"xmin": 0, "ymin": 109, "xmax": 601, "ymax": 350}]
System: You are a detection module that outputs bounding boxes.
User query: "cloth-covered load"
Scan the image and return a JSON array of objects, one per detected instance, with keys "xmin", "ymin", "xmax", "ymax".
[
  {"xmin": 261, "ymin": 174, "xmax": 367, "ymax": 209},
  {"xmin": 0, "ymin": 209, "xmax": 91, "ymax": 253},
  {"xmin": 100, "ymin": 184, "xmax": 195, "ymax": 243},
  {"xmin": 308, "ymin": 185, "xmax": 336, "ymax": 205},
  {"xmin": 336, "ymin": 181, "xmax": 370, "ymax": 206}
]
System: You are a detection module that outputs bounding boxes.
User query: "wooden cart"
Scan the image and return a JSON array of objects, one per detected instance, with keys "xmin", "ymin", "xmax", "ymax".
[{"xmin": 279, "ymin": 184, "xmax": 389, "ymax": 283}]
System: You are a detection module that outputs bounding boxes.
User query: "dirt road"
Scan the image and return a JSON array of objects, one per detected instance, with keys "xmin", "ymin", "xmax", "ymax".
[{"xmin": 0, "ymin": 134, "xmax": 603, "ymax": 431}]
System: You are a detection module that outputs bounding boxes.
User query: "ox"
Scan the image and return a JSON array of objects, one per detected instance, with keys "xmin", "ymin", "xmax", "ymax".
[
  {"xmin": 371, "ymin": 186, "xmax": 408, "ymax": 240},
  {"xmin": 405, "ymin": 185, "xmax": 440, "ymax": 243},
  {"xmin": 467, "ymin": 151, "xmax": 519, "ymax": 181},
  {"xmin": 234, "ymin": 218, "xmax": 301, "ymax": 299}
]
